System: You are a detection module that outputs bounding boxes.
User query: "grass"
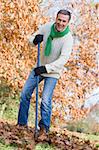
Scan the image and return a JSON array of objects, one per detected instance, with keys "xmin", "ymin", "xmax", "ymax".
[
  {"xmin": 96, "ymin": 144, "xmax": 99, "ymax": 148},
  {"xmin": 0, "ymin": 79, "xmax": 36, "ymax": 125},
  {"xmin": 0, "ymin": 93, "xmax": 20, "ymax": 123},
  {"xmin": 0, "ymin": 143, "xmax": 55, "ymax": 150},
  {"xmin": 35, "ymin": 143, "xmax": 55, "ymax": 150},
  {"xmin": 85, "ymin": 134, "xmax": 99, "ymax": 141},
  {"xmin": 0, "ymin": 143, "xmax": 17, "ymax": 150},
  {"xmin": 66, "ymin": 118, "xmax": 99, "ymax": 136},
  {"xmin": 0, "ymin": 138, "xmax": 55, "ymax": 150},
  {"xmin": 0, "ymin": 138, "xmax": 17, "ymax": 150}
]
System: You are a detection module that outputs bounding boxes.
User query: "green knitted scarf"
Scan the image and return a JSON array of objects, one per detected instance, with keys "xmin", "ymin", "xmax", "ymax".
[{"xmin": 44, "ymin": 23, "xmax": 70, "ymax": 56}]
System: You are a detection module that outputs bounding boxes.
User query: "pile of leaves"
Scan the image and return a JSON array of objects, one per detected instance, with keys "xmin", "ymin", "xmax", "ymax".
[
  {"xmin": 0, "ymin": 0, "xmax": 48, "ymax": 89},
  {"xmin": 0, "ymin": 0, "xmax": 98, "ymax": 124},
  {"xmin": 0, "ymin": 120, "xmax": 98, "ymax": 150}
]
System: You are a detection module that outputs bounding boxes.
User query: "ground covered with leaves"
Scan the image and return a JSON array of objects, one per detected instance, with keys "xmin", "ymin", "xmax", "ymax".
[{"xmin": 0, "ymin": 121, "xmax": 98, "ymax": 150}]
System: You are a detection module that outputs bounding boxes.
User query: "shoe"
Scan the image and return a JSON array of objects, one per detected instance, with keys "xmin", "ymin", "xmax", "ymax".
[
  {"xmin": 16, "ymin": 124, "xmax": 34, "ymax": 133},
  {"xmin": 16, "ymin": 124, "xmax": 28, "ymax": 129},
  {"xmin": 35, "ymin": 127, "xmax": 50, "ymax": 142}
]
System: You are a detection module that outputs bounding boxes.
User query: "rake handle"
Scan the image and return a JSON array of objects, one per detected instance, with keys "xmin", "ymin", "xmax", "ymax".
[{"xmin": 35, "ymin": 42, "xmax": 40, "ymax": 137}]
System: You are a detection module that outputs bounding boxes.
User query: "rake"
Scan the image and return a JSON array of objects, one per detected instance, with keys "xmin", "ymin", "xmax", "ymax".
[{"xmin": 34, "ymin": 42, "xmax": 40, "ymax": 140}]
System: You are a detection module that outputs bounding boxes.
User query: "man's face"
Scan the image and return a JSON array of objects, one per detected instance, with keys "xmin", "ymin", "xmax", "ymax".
[{"xmin": 55, "ymin": 13, "xmax": 69, "ymax": 32}]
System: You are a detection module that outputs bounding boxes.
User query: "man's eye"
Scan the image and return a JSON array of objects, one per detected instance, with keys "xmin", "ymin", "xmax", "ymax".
[
  {"xmin": 58, "ymin": 19, "xmax": 61, "ymax": 21},
  {"xmin": 58, "ymin": 19, "xmax": 66, "ymax": 22}
]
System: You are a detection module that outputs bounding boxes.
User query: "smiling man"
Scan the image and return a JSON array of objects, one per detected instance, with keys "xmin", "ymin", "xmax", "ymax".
[
  {"xmin": 17, "ymin": 9, "xmax": 73, "ymax": 141},
  {"xmin": 55, "ymin": 10, "xmax": 71, "ymax": 32}
]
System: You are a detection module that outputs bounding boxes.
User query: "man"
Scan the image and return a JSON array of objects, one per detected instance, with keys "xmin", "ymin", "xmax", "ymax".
[{"xmin": 17, "ymin": 9, "xmax": 73, "ymax": 141}]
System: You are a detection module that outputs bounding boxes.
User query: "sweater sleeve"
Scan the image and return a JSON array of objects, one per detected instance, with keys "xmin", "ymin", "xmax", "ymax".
[
  {"xmin": 28, "ymin": 25, "xmax": 45, "ymax": 46},
  {"xmin": 45, "ymin": 35, "xmax": 73, "ymax": 74}
]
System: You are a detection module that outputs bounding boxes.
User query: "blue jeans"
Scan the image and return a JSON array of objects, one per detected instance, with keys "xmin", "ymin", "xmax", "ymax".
[{"xmin": 18, "ymin": 69, "xmax": 57, "ymax": 132}]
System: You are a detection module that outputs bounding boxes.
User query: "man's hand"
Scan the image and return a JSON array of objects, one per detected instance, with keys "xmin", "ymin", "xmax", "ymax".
[
  {"xmin": 33, "ymin": 34, "xmax": 43, "ymax": 45},
  {"xmin": 34, "ymin": 66, "xmax": 47, "ymax": 76}
]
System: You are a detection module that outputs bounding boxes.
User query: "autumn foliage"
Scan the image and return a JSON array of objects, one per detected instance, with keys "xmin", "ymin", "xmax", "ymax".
[
  {"xmin": 0, "ymin": 0, "xmax": 98, "ymax": 124},
  {"xmin": 0, "ymin": 0, "xmax": 48, "ymax": 89}
]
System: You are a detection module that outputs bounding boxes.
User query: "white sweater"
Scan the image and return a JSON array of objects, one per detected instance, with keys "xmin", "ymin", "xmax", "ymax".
[{"xmin": 29, "ymin": 22, "xmax": 73, "ymax": 79}]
